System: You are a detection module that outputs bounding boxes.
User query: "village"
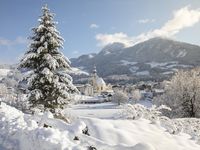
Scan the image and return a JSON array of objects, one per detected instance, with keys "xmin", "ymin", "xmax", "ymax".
[
  {"xmin": 0, "ymin": 65, "xmax": 166, "ymax": 107},
  {"xmin": 72, "ymin": 65, "xmax": 165, "ymax": 105}
]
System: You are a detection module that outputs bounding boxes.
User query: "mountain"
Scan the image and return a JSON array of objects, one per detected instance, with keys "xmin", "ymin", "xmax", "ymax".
[{"xmin": 71, "ymin": 37, "xmax": 200, "ymax": 82}]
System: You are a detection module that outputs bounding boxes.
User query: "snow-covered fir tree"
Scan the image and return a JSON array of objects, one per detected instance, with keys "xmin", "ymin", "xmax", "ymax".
[{"xmin": 19, "ymin": 5, "xmax": 79, "ymax": 112}]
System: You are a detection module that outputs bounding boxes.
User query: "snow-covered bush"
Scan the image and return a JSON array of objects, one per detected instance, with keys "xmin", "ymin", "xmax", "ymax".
[
  {"xmin": 173, "ymin": 118, "xmax": 200, "ymax": 141},
  {"xmin": 120, "ymin": 104, "xmax": 171, "ymax": 123},
  {"xmin": 0, "ymin": 87, "xmax": 30, "ymax": 112},
  {"xmin": 120, "ymin": 103, "xmax": 200, "ymax": 142},
  {"xmin": 0, "ymin": 86, "xmax": 17, "ymax": 106},
  {"xmin": 159, "ymin": 118, "xmax": 200, "ymax": 142},
  {"xmin": 0, "ymin": 84, "xmax": 8, "ymax": 96},
  {"xmin": 112, "ymin": 90, "xmax": 128, "ymax": 105},
  {"xmin": 155, "ymin": 68, "xmax": 200, "ymax": 118},
  {"xmin": 2, "ymin": 68, "xmax": 22, "ymax": 89},
  {"xmin": 14, "ymin": 94, "xmax": 30, "ymax": 112},
  {"xmin": 130, "ymin": 89, "xmax": 142, "ymax": 103},
  {"xmin": 159, "ymin": 117, "xmax": 183, "ymax": 135},
  {"xmin": 0, "ymin": 102, "xmax": 89, "ymax": 150},
  {"xmin": 0, "ymin": 66, "xmax": 31, "ymax": 111}
]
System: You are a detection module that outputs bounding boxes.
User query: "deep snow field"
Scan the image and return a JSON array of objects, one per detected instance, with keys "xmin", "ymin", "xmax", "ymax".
[
  {"xmin": 0, "ymin": 68, "xmax": 10, "ymax": 80},
  {"xmin": 1, "ymin": 100, "xmax": 200, "ymax": 150}
]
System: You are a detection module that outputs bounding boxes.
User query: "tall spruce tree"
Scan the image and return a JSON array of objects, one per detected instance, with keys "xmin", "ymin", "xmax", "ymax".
[{"xmin": 19, "ymin": 5, "xmax": 79, "ymax": 112}]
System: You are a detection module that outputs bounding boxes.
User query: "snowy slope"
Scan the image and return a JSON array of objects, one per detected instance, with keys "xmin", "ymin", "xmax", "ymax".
[
  {"xmin": 1, "ymin": 102, "xmax": 200, "ymax": 150},
  {"xmin": 67, "ymin": 67, "xmax": 89, "ymax": 75},
  {"xmin": 69, "ymin": 103, "xmax": 200, "ymax": 150},
  {"xmin": 0, "ymin": 102, "xmax": 88, "ymax": 150},
  {"xmin": 82, "ymin": 117, "xmax": 200, "ymax": 150},
  {"xmin": 71, "ymin": 37, "xmax": 200, "ymax": 79}
]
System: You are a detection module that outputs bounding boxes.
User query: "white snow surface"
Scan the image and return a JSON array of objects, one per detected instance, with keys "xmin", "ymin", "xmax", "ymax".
[
  {"xmin": 71, "ymin": 67, "xmax": 89, "ymax": 75},
  {"xmin": 88, "ymin": 54, "xmax": 94, "ymax": 58},
  {"xmin": 0, "ymin": 69, "xmax": 10, "ymax": 77},
  {"xmin": 67, "ymin": 67, "xmax": 89, "ymax": 75},
  {"xmin": 146, "ymin": 61, "xmax": 178, "ymax": 68},
  {"xmin": 176, "ymin": 50, "xmax": 187, "ymax": 58},
  {"xmin": 96, "ymin": 77, "xmax": 106, "ymax": 86},
  {"xmin": 146, "ymin": 61, "xmax": 191, "ymax": 70},
  {"xmin": 136, "ymin": 71, "xmax": 150, "ymax": 76},
  {"xmin": 120, "ymin": 60, "xmax": 138, "ymax": 65},
  {"xmin": 103, "ymin": 51, "xmax": 111, "ymax": 55},
  {"xmin": 68, "ymin": 103, "xmax": 200, "ymax": 150},
  {"xmin": 0, "ymin": 102, "xmax": 88, "ymax": 150},
  {"xmin": 1, "ymin": 101, "xmax": 200, "ymax": 150},
  {"xmin": 129, "ymin": 66, "xmax": 139, "ymax": 73}
]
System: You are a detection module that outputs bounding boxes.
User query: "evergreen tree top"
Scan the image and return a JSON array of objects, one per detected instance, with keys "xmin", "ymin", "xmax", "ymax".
[
  {"xmin": 19, "ymin": 4, "xmax": 70, "ymax": 71},
  {"xmin": 18, "ymin": 5, "xmax": 79, "ymax": 112}
]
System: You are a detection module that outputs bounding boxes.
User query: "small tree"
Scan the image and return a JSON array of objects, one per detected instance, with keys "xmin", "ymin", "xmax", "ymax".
[
  {"xmin": 19, "ymin": 5, "xmax": 78, "ymax": 112},
  {"xmin": 155, "ymin": 69, "xmax": 200, "ymax": 118},
  {"xmin": 131, "ymin": 89, "xmax": 141, "ymax": 103},
  {"xmin": 112, "ymin": 90, "xmax": 128, "ymax": 105}
]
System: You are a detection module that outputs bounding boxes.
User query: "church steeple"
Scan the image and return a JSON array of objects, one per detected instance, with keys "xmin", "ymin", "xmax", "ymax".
[
  {"xmin": 90, "ymin": 65, "xmax": 98, "ymax": 88},
  {"xmin": 93, "ymin": 65, "xmax": 97, "ymax": 75}
]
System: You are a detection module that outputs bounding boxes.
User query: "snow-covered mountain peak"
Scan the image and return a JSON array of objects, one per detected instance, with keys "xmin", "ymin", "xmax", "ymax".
[{"xmin": 100, "ymin": 42, "xmax": 125, "ymax": 54}]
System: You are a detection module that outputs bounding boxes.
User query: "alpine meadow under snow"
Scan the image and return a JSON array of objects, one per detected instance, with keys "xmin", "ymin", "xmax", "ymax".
[{"xmin": 1, "ymin": 2, "xmax": 200, "ymax": 150}]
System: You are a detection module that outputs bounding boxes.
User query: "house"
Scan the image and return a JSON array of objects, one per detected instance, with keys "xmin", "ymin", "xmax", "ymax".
[{"xmin": 76, "ymin": 84, "xmax": 93, "ymax": 96}]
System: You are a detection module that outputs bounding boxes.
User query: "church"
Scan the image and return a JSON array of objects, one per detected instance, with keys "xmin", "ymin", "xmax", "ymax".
[{"xmin": 76, "ymin": 66, "xmax": 113, "ymax": 96}]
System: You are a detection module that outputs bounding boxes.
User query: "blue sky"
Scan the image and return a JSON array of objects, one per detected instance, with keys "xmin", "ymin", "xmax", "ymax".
[{"xmin": 1, "ymin": 0, "xmax": 200, "ymax": 64}]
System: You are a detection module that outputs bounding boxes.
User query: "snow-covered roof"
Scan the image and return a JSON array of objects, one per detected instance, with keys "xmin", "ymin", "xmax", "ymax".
[
  {"xmin": 154, "ymin": 89, "xmax": 164, "ymax": 93},
  {"xmin": 96, "ymin": 77, "xmax": 106, "ymax": 86}
]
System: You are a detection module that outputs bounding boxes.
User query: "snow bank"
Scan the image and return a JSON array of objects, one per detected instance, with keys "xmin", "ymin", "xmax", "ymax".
[
  {"xmin": 69, "ymin": 103, "xmax": 200, "ymax": 150},
  {"xmin": 0, "ymin": 103, "xmax": 87, "ymax": 150},
  {"xmin": 82, "ymin": 117, "xmax": 200, "ymax": 150},
  {"xmin": 1, "ymin": 102, "xmax": 200, "ymax": 150},
  {"xmin": 0, "ymin": 102, "xmax": 159, "ymax": 150}
]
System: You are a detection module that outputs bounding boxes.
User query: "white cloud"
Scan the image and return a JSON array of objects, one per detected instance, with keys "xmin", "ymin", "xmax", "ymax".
[
  {"xmin": 157, "ymin": 6, "xmax": 200, "ymax": 36},
  {"xmin": 111, "ymin": 26, "xmax": 116, "ymax": 30},
  {"xmin": 96, "ymin": 32, "xmax": 133, "ymax": 47},
  {"xmin": 138, "ymin": 19, "xmax": 155, "ymax": 24},
  {"xmin": 96, "ymin": 6, "xmax": 200, "ymax": 47},
  {"xmin": 0, "ymin": 38, "xmax": 10, "ymax": 46},
  {"xmin": 0, "ymin": 36, "xmax": 28, "ymax": 46},
  {"xmin": 72, "ymin": 50, "xmax": 79, "ymax": 54},
  {"xmin": 90, "ymin": 23, "xmax": 99, "ymax": 29}
]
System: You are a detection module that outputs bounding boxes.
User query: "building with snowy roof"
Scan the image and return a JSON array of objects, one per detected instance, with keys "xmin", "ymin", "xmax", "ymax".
[
  {"xmin": 88, "ymin": 66, "xmax": 113, "ymax": 95},
  {"xmin": 76, "ymin": 66, "xmax": 113, "ymax": 96}
]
